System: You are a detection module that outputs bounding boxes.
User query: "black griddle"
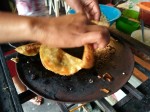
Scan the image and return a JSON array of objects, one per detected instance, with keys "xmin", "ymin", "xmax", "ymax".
[{"xmin": 16, "ymin": 39, "xmax": 134, "ymax": 103}]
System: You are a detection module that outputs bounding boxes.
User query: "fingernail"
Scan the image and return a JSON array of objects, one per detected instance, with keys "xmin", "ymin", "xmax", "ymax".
[{"xmin": 93, "ymin": 43, "xmax": 98, "ymax": 49}]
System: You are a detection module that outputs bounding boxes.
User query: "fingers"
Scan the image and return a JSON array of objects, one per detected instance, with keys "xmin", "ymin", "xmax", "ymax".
[
  {"xmin": 94, "ymin": 11, "xmax": 101, "ymax": 21},
  {"xmin": 93, "ymin": 1, "xmax": 101, "ymax": 21},
  {"xmin": 84, "ymin": 1, "xmax": 100, "ymax": 21},
  {"xmin": 88, "ymin": 3, "xmax": 100, "ymax": 21},
  {"xmin": 85, "ymin": 25, "xmax": 107, "ymax": 32},
  {"xmin": 80, "ymin": 27, "xmax": 110, "ymax": 49},
  {"xmin": 74, "ymin": 23, "xmax": 110, "ymax": 49}
]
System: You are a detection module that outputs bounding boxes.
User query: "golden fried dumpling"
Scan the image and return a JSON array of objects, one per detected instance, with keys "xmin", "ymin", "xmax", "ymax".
[
  {"xmin": 15, "ymin": 43, "xmax": 41, "ymax": 56},
  {"xmin": 40, "ymin": 45, "xmax": 83, "ymax": 76}
]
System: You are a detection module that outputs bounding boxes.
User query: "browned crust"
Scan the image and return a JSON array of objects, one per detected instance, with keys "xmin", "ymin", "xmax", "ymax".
[
  {"xmin": 15, "ymin": 43, "xmax": 41, "ymax": 56},
  {"xmin": 39, "ymin": 45, "xmax": 83, "ymax": 76},
  {"xmin": 82, "ymin": 44, "xmax": 94, "ymax": 69}
]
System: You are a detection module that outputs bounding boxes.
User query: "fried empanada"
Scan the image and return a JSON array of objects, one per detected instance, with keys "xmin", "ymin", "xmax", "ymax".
[
  {"xmin": 40, "ymin": 45, "xmax": 83, "ymax": 76},
  {"xmin": 15, "ymin": 43, "xmax": 41, "ymax": 56}
]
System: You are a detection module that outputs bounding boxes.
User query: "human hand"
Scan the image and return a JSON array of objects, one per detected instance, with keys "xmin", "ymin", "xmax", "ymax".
[
  {"xmin": 66, "ymin": 0, "xmax": 100, "ymax": 21},
  {"xmin": 32, "ymin": 13, "xmax": 109, "ymax": 49}
]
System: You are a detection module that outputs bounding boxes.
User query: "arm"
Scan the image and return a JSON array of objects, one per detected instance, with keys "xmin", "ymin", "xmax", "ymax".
[
  {"xmin": 0, "ymin": 12, "xmax": 33, "ymax": 43},
  {"xmin": 0, "ymin": 12, "xmax": 109, "ymax": 49}
]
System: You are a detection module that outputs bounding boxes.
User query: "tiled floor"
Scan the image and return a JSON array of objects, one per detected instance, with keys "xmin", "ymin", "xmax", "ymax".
[{"xmin": 22, "ymin": 98, "xmax": 61, "ymax": 112}]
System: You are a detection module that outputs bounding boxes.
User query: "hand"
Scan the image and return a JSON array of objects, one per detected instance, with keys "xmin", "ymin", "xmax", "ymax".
[
  {"xmin": 66, "ymin": 0, "xmax": 100, "ymax": 21},
  {"xmin": 32, "ymin": 13, "xmax": 110, "ymax": 49},
  {"xmin": 0, "ymin": 12, "xmax": 109, "ymax": 49}
]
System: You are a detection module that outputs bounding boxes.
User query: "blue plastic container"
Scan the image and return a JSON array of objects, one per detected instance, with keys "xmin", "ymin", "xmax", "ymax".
[
  {"xmin": 68, "ymin": 4, "xmax": 121, "ymax": 25},
  {"xmin": 100, "ymin": 5, "xmax": 121, "ymax": 25}
]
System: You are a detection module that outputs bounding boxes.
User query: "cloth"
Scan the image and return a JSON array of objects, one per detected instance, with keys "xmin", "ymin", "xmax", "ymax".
[{"xmin": 4, "ymin": 50, "xmax": 17, "ymax": 77}]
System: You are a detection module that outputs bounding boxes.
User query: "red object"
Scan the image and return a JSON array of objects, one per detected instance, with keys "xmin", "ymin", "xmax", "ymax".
[
  {"xmin": 138, "ymin": 2, "xmax": 150, "ymax": 26},
  {"xmin": 4, "ymin": 50, "xmax": 17, "ymax": 77}
]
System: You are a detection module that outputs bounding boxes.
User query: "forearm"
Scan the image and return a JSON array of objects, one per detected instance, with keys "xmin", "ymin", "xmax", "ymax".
[
  {"xmin": 0, "ymin": 12, "xmax": 109, "ymax": 48},
  {"xmin": 0, "ymin": 12, "xmax": 34, "ymax": 43}
]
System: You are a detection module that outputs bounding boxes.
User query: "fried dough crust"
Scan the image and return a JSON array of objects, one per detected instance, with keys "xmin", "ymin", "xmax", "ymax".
[
  {"xmin": 40, "ymin": 45, "xmax": 83, "ymax": 76},
  {"xmin": 15, "ymin": 43, "xmax": 41, "ymax": 56}
]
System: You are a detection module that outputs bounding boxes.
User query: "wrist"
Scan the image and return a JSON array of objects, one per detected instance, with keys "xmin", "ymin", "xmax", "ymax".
[
  {"xmin": 29, "ymin": 17, "xmax": 54, "ymax": 44},
  {"xmin": 21, "ymin": 16, "xmax": 35, "ymax": 42}
]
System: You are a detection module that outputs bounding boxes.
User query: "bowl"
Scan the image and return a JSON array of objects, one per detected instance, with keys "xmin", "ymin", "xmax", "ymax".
[
  {"xmin": 68, "ymin": 4, "xmax": 121, "ymax": 25},
  {"xmin": 100, "ymin": 4, "xmax": 121, "ymax": 25},
  {"xmin": 131, "ymin": 29, "xmax": 150, "ymax": 47},
  {"xmin": 116, "ymin": 17, "xmax": 140, "ymax": 34},
  {"xmin": 138, "ymin": 2, "xmax": 150, "ymax": 27},
  {"xmin": 122, "ymin": 9, "xmax": 139, "ymax": 20}
]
